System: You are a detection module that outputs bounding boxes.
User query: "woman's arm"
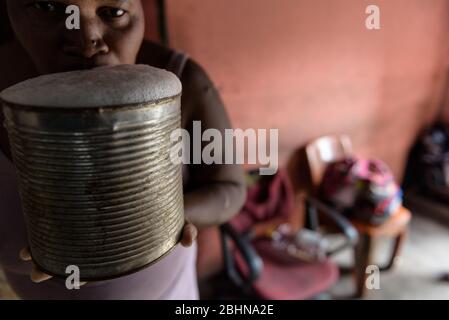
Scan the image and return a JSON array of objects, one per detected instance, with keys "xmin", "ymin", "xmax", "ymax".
[{"xmin": 181, "ymin": 60, "xmax": 247, "ymax": 229}]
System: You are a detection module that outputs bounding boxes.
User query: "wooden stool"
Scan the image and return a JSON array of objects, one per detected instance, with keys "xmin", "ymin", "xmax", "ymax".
[{"xmin": 351, "ymin": 207, "xmax": 412, "ymax": 298}]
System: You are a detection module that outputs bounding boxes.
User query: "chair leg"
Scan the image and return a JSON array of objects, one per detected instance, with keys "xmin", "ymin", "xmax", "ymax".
[
  {"xmin": 354, "ymin": 233, "xmax": 373, "ymax": 299},
  {"xmin": 381, "ymin": 231, "xmax": 407, "ymax": 271}
]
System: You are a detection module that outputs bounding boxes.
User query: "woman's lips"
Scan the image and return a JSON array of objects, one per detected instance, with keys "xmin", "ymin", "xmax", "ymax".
[{"xmin": 58, "ymin": 55, "xmax": 115, "ymax": 71}]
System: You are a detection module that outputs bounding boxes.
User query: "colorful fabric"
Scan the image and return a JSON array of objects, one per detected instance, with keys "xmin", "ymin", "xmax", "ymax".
[{"xmin": 320, "ymin": 157, "xmax": 402, "ymax": 225}]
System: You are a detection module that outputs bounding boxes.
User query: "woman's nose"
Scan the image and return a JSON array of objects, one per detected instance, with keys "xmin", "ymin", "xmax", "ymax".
[
  {"xmin": 63, "ymin": 17, "xmax": 109, "ymax": 58},
  {"xmin": 82, "ymin": 37, "xmax": 109, "ymax": 59}
]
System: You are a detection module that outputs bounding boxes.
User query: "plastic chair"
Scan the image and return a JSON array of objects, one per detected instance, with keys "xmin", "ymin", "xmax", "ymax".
[{"xmin": 218, "ymin": 170, "xmax": 358, "ymax": 300}]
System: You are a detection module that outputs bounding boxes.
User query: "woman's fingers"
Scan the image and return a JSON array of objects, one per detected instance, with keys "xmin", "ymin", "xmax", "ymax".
[
  {"xmin": 19, "ymin": 247, "xmax": 32, "ymax": 261},
  {"xmin": 180, "ymin": 222, "xmax": 198, "ymax": 247},
  {"xmin": 20, "ymin": 247, "xmax": 53, "ymax": 283},
  {"xmin": 19, "ymin": 224, "xmax": 196, "ymax": 283},
  {"xmin": 30, "ymin": 266, "xmax": 53, "ymax": 283}
]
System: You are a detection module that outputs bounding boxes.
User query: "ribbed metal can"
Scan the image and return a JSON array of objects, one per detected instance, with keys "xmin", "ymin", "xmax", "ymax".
[{"xmin": 0, "ymin": 65, "xmax": 185, "ymax": 281}]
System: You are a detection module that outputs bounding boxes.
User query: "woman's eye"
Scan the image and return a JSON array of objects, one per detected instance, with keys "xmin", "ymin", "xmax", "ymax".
[
  {"xmin": 32, "ymin": 1, "xmax": 65, "ymax": 14},
  {"xmin": 100, "ymin": 7, "xmax": 127, "ymax": 19}
]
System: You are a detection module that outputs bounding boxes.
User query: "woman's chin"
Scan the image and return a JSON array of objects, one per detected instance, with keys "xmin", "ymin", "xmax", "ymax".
[{"xmin": 52, "ymin": 57, "xmax": 121, "ymax": 73}]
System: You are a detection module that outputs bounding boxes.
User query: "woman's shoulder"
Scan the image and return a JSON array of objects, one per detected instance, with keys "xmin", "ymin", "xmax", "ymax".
[
  {"xmin": 137, "ymin": 40, "xmax": 174, "ymax": 70},
  {"xmin": 137, "ymin": 40, "xmax": 214, "ymax": 88},
  {"xmin": 0, "ymin": 41, "xmax": 37, "ymax": 92},
  {"xmin": 0, "ymin": 42, "xmax": 17, "ymax": 91},
  {"xmin": 137, "ymin": 40, "xmax": 218, "ymax": 107}
]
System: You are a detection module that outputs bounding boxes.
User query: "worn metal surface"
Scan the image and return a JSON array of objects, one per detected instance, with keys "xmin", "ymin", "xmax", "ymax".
[{"xmin": 2, "ymin": 95, "xmax": 185, "ymax": 281}]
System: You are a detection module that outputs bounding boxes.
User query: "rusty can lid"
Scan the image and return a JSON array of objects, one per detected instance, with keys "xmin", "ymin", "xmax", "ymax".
[{"xmin": 0, "ymin": 64, "xmax": 182, "ymax": 108}]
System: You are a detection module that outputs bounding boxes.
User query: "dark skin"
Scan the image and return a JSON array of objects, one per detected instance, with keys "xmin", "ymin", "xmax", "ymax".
[{"xmin": 0, "ymin": 0, "xmax": 246, "ymax": 283}]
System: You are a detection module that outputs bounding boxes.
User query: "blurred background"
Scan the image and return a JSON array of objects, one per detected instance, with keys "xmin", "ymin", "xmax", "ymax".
[{"xmin": 1, "ymin": 0, "xmax": 449, "ymax": 300}]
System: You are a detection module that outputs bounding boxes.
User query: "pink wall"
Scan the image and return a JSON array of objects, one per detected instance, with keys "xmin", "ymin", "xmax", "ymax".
[
  {"xmin": 142, "ymin": 0, "xmax": 160, "ymax": 42},
  {"xmin": 163, "ymin": 0, "xmax": 449, "ymax": 179}
]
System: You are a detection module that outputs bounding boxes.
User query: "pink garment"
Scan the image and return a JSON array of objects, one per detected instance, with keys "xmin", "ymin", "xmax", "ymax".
[
  {"xmin": 0, "ymin": 142, "xmax": 199, "ymax": 300},
  {"xmin": 230, "ymin": 170, "xmax": 294, "ymax": 233}
]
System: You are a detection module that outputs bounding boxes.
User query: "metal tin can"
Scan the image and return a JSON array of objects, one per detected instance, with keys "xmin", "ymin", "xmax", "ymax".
[{"xmin": 0, "ymin": 65, "xmax": 185, "ymax": 281}]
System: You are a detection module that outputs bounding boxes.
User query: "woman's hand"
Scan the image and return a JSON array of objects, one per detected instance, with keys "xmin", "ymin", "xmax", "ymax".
[
  {"xmin": 180, "ymin": 221, "xmax": 198, "ymax": 247},
  {"xmin": 19, "ymin": 222, "xmax": 197, "ymax": 283},
  {"xmin": 20, "ymin": 247, "xmax": 88, "ymax": 285},
  {"xmin": 18, "ymin": 222, "xmax": 197, "ymax": 283},
  {"xmin": 19, "ymin": 247, "xmax": 53, "ymax": 283}
]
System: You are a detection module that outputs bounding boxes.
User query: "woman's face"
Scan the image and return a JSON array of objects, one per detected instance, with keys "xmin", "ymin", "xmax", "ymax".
[{"xmin": 6, "ymin": 0, "xmax": 145, "ymax": 74}]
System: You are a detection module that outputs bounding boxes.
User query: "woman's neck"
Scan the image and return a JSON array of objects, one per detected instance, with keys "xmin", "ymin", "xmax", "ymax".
[{"xmin": 137, "ymin": 40, "xmax": 174, "ymax": 70}]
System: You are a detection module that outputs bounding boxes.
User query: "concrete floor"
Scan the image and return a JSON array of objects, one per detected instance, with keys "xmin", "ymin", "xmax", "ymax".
[
  {"xmin": 1, "ymin": 214, "xmax": 449, "ymax": 300},
  {"xmin": 329, "ymin": 214, "xmax": 449, "ymax": 299}
]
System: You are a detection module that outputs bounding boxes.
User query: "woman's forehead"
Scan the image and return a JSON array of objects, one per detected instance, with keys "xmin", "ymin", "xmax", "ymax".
[{"xmin": 14, "ymin": 0, "xmax": 137, "ymax": 7}]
